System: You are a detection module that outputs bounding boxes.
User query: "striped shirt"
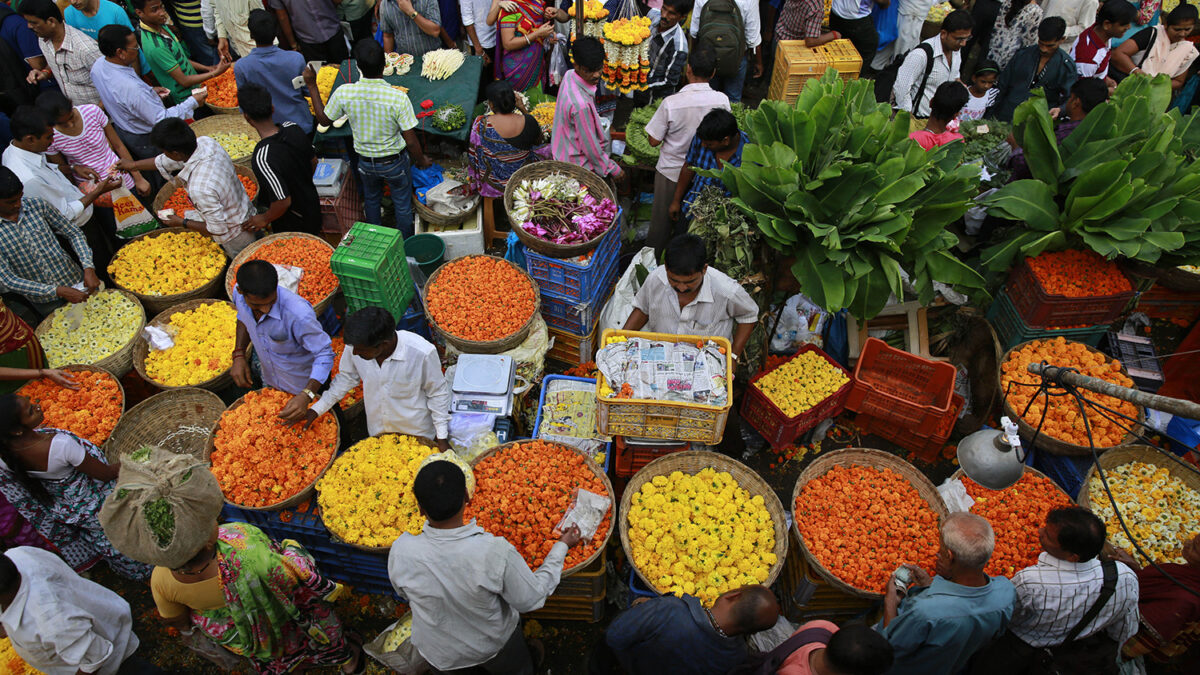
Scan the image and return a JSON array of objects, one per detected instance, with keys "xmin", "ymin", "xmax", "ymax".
[
  {"xmin": 777, "ymin": 0, "xmax": 825, "ymax": 41},
  {"xmin": 324, "ymin": 78, "xmax": 418, "ymax": 158},
  {"xmin": 167, "ymin": 0, "xmax": 204, "ymax": 29},
  {"xmin": 646, "ymin": 23, "xmax": 687, "ymax": 97},
  {"xmin": 379, "ymin": 0, "xmax": 442, "ymax": 56},
  {"xmin": 48, "ymin": 105, "xmax": 135, "ymax": 191},
  {"xmin": 551, "ymin": 70, "xmax": 620, "ymax": 177},
  {"xmin": 681, "ymin": 130, "xmax": 748, "ymax": 217},
  {"xmin": 0, "ymin": 198, "xmax": 93, "ymax": 304},
  {"xmin": 155, "ymin": 136, "xmax": 253, "ymax": 243},
  {"xmin": 1009, "ymin": 553, "xmax": 1140, "ymax": 648},
  {"xmin": 1070, "ymin": 24, "xmax": 1113, "ymax": 80},
  {"xmin": 37, "ymin": 25, "xmax": 103, "ymax": 107}
]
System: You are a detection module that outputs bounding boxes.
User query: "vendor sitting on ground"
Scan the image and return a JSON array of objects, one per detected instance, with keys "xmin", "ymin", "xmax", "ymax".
[
  {"xmin": 670, "ymin": 108, "xmax": 748, "ymax": 221},
  {"xmin": 231, "ymin": 260, "xmax": 334, "ymax": 421},
  {"xmin": 284, "ymin": 306, "xmax": 452, "ymax": 449},
  {"xmin": 1009, "ymin": 77, "xmax": 1108, "ymax": 180}
]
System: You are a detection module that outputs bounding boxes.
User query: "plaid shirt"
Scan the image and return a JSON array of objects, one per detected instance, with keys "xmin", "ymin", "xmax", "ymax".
[
  {"xmin": 0, "ymin": 198, "xmax": 93, "ymax": 303},
  {"xmin": 777, "ymin": 0, "xmax": 825, "ymax": 41},
  {"xmin": 681, "ymin": 131, "xmax": 748, "ymax": 217},
  {"xmin": 155, "ymin": 136, "xmax": 254, "ymax": 243},
  {"xmin": 38, "ymin": 25, "xmax": 103, "ymax": 107},
  {"xmin": 325, "ymin": 78, "xmax": 418, "ymax": 158}
]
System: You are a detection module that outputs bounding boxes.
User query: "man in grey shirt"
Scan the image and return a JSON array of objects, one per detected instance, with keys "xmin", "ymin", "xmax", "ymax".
[
  {"xmin": 388, "ymin": 461, "xmax": 583, "ymax": 674},
  {"xmin": 378, "ymin": 0, "xmax": 452, "ymax": 57},
  {"xmin": 268, "ymin": 0, "xmax": 347, "ymax": 63}
]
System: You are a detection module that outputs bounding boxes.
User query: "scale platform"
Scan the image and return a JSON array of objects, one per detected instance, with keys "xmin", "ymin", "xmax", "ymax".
[{"xmin": 451, "ymin": 354, "xmax": 515, "ymax": 416}]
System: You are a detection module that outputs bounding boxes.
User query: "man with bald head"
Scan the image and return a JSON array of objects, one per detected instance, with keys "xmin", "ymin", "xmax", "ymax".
[
  {"xmin": 598, "ymin": 584, "xmax": 780, "ymax": 674},
  {"xmin": 877, "ymin": 512, "xmax": 1016, "ymax": 675}
]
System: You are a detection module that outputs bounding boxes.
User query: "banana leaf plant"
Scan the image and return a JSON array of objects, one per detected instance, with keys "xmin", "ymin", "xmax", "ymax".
[
  {"xmin": 980, "ymin": 75, "xmax": 1200, "ymax": 270},
  {"xmin": 704, "ymin": 70, "xmax": 985, "ymax": 320}
]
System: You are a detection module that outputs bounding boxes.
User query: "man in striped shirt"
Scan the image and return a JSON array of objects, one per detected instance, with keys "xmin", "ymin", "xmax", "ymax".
[
  {"xmin": 551, "ymin": 37, "xmax": 623, "ymax": 181},
  {"xmin": 165, "ymin": 0, "xmax": 217, "ymax": 64},
  {"xmin": 1069, "ymin": 0, "xmax": 1134, "ymax": 88}
]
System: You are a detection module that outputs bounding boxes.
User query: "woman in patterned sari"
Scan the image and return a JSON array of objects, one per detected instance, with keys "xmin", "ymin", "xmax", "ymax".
[
  {"xmin": 0, "ymin": 393, "xmax": 151, "ymax": 579},
  {"xmin": 490, "ymin": 0, "xmax": 567, "ymax": 91},
  {"xmin": 468, "ymin": 80, "xmax": 547, "ymax": 197},
  {"xmin": 152, "ymin": 521, "xmax": 364, "ymax": 674}
]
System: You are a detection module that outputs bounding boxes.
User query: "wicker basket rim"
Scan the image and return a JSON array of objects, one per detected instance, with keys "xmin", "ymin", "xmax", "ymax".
[
  {"xmin": 502, "ymin": 161, "xmax": 615, "ymax": 257},
  {"xmin": 1077, "ymin": 444, "xmax": 1200, "ymax": 508},
  {"xmin": 111, "ymin": 227, "xmax": 229, "ymax": 304},
  {"xmin": 414, "ymin": 192, "xmax": 481, "ymax": 227},
  {"xmin": 423, "ymin": 255, "xmax": 541, "ymax": 353},
  {"xmin": 32, "ymin": 288, "xmax": 146, "ymax": 372},
  {"xmin": 618, "ymin": 450, "xmax": 789, "ymax": 597},
  {"xmin": 789, "ymin": 447, "xmax": 949, "ymax": 598},
  {"xmin": 223, "ymin": 231, "xmax": 339, "ymax": 307},
  {"xmin": 210, "ymin": 391, "xmax": 341, "ymax": 511},
  {"xmin": 949, "ymin": 465, "xmax": 1073, "ymax": 502},
  {"xmin": 187, "ymin": 114, "xmax": 259, "ymax": 159},
  {"xmin": 18, "ymin": 364, "xmax": 126, "ymax": 446},
  {"xmin": 103, "ymin": 387, "xmax": 226, "ymax": 463},
  {"xmin": 469, "ymin": 439, "xmax": 615, "ymax": 577},
  {"xmin": 132, "ymin": 299, "xmax": 236, "ymax": 390}
]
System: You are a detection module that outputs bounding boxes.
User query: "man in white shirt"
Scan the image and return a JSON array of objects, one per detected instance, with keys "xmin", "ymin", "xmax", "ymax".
[
  {"xmin": 389, "ymin": 460, "xmax": 582, "ymax": 673},
  {"xmin": 892, "ymin": 10, "xmax": 973, "ymax": 123},
  {"xmin": 690, "ymin": 0, "xmax": 762, "ymax": 102},
  {"xmin": 461, "ymin": 0, "xmax": 497, "ymax": 64},
  {"xmin": 830, "ymin": 0, "xmax": 890, "ymax": 75},
  {"xmin": 1043, "ymin": 0, "xmax": 1099, "ymax": 44},
  {"xmin": 0, "ymin": 547, "xmax": 163, "ymax": 674},
  {"xmin": 644, "ymin": 46, "xmax": 730, "ymax": 257},
  {"xmin": 289, "ymin": 306, "xmax": 453, "ymax": 448}
]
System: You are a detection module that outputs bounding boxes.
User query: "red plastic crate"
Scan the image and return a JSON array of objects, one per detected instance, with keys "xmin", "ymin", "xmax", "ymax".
[
  {"xmin": 1005, "ymin": 257, "xmax": 1135, "ymax": 328},
  {"xmin": 614, "ymin": 436, "xmax": 688, "ymax": 477},
  {"xmin": 845, "ymin": 338, "xmax": 957, "ymax": 431},
  {"xmin": 858, "ymin": 393, "xmax": 965, "ymax": 463},
  {"xmin": 741, "ymin": 345, "xmax": 853, "ymax": 450}
]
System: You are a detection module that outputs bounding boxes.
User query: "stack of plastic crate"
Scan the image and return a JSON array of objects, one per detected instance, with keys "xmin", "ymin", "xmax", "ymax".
[
  {"xmin": 330, "ymin": 223, "xmax": 414, "ymax": 320},
  {"xmin": 529, "ymin": 222, "xmax": 621, "ymax": 366}
]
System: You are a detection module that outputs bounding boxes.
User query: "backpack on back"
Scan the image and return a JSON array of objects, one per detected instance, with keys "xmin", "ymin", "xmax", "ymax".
[{"xmin": 697, "ymin": 0, "xmax": 747, "ymax": 79}]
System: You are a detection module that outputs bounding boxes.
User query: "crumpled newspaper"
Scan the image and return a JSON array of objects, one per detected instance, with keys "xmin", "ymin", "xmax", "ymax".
[{"xmin": 596, "ymin": 337, "xmax": 728, "ymax": 407}]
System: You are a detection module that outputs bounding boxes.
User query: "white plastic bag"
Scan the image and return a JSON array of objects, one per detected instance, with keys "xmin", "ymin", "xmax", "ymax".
[
  {"xmin": 769, "ymin": 294, "xmax": 828, "ymax": 352},
  {"xmin": 549, "ymin": 37, "xmax": 569, "ymax": 87},
  {"xmin": 555, "ymin": 487, "xmax": 611, "ymax": 540},
  {"xmin": 598, "ymin": 246, "xmax": 657, "ymax": 336},
  {"xmin": 450, "ymin": 412, "xmax": 496, "ymax": 453},
  {"xmin": 364, "ymin": 615, "xmax": 429, "ymax": 674},
  {"xmin": 142, "ymin": 325, "xmax": 175, "ymax": 351},
  {"xmin": 273, "ymin": 264, "xmax": 304, "ymax": 294},
  {"xmin": 425, "ymin": 180, "xmax": 474, "ymax": 217}
]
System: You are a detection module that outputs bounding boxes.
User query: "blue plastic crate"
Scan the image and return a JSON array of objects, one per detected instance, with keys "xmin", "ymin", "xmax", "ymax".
[
  {"xmin": 627, "ymin": 567, "xmax": 658, "ymax": 608},
  {"xmin": 524, "ymin": 214, "xmax": 622, "ymax": 304},
  {"xmin": 1026, "ymin": 445, "xmax": 1095, "ymax": 500},
  {"xmin": 533, "ymin": 375, "xmax": 613, "ymax": 471},
  {"xmin": 539, "ymin": 254, "xmax": 618, "ymax": 334}
]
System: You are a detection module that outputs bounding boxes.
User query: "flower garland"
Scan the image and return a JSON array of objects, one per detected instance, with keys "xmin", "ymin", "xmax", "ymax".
[
  {"xmin": 510, "ymin": 174, "xmax": 618, "ymax": 245},
  {"xmin": 602, "ymin": 16, "xmax": 651, "ymax": 93}
]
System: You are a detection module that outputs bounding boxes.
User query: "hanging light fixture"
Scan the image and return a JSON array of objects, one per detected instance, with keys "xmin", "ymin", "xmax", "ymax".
[{"xmin": 957, "ymin": 417, "xmax": 1026, "ymax": 490}]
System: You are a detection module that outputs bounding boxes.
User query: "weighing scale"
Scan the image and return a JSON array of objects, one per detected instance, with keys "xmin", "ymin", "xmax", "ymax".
[{"xmin": 451, "ymin": 354, "xmax": 516, "ymax": 416}]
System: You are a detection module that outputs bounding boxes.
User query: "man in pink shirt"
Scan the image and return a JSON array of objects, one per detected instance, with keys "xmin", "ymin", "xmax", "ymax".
[
  {"xmin": 908, "ymin": 81, "xmax": 968, "ymax": 150},
  {"xmin": 550, "ymin": 37, "xmax": 624, "ymax": 181},
  {"xmin": 773, "ymin": 621, "xmax": 894, "ymax": 675}
]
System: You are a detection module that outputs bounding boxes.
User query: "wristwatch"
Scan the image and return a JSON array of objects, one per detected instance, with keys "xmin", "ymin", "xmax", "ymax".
[
  {"xmin": 409, "ymin": 10, "xmax": 419, "ymax": 19},
  {"xmin": 302, "ymin": 388, "xmax": 316, "ymax": 401}
]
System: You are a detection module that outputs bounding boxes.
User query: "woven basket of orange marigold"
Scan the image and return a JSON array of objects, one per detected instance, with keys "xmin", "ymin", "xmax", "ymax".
[
  {"xmin": 424, "ymin": 255, "xmax": 540, "ymax": 354},
  {"xmin": 18, "ymin": 366, "xmax": 123, "ymax": 446}
]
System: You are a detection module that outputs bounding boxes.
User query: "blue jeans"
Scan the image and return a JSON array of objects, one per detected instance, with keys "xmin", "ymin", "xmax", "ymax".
[
  {"xmin": 177, "ymin": 25, "xmax": 218, "ymax": 66},
  {"xmin": 710, "ymin": 56, "xmax": 749, "ymax": 103},
  {"xmin": 359, "ymin": 152, "xmax": 414, "ymax": 237}
]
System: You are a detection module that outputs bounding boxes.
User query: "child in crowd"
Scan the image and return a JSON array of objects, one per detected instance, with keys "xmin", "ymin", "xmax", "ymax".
[
  {"xmin": 960, "ymin": 60, "xmax": 1000, "ymax": 123},
  {"xmin": 909, "ymin": 81, "xmax": 969, "ymax": 150},
  {"xmin": 36, "ymin": 90, "xmax": 150, "ymax": 200}
]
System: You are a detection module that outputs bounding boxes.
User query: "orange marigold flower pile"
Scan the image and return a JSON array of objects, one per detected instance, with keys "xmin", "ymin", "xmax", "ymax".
[
  {"xmin": 238, "ymin": 237, "xmax": 337, "ymax": 307},
  {"xmin": 20, "ymin": 370, "xmax": 122, "ymax": 445},
  {"xmin": 466, "ymin": 440, "xmax": 611, "ymax": 570},
  {"xmin": 330, "ymin": 336, "xmax": 363, "ymax": 409},
  {"xmin": 165, "ymin": 175, "xmax": 258, "ymax": 213},
  {"xmin": 795, "ymin": 464, "xmax": 940, "ymax": 593},
  {"xmin": 426, "ymin": 257, "xmax": 536, "ymax": 342},
  {"xmin": 1001, "ymin": 337, "xmax": 1137, "ymax": 447},
  {"xmin": 205, "ymin": 67, "xmax": 237, "ymax": 107},
  {"xmin": 210, "ymin": 388, "xmax": 338, "ymax": 507},
  {"xmin": 1026, "ymin": 250, "xmax": 1131, "ymax": 298},
  {"xmin": 960, "ymin": 472, "xmax": 1073, "ymax": 577}
]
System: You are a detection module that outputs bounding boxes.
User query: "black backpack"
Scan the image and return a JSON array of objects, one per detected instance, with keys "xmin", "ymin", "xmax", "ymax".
[
  {"xmin": 874, "ymin": 43, "xmax": 937, "ymax": 117},
  {"xmin": 697, "ymin": 0, "xmax": 747, "ymax": 79},
  {"xmin": 726, "ymin": 625, "xmax": 834, "ymax": 675}
]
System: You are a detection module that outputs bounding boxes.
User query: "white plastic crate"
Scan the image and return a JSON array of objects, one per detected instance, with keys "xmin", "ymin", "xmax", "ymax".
[{"xmin": 414, "ymin": 206, "xmax": 484, "ymax": 260}]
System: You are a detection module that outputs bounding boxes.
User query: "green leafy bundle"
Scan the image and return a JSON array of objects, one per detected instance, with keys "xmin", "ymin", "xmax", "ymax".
[
  {"xmin": 709, "ymin": 71, "xmax": 985, "ymax": 320},
  {"xmin": 432, "ymin": 104, "xmax": 466, "ymax": 131},
  {"xmin": 622, "ymin": 100, "xmax": 663, "ymax": 166},
  {"xmin": 981, "ymin": 75, "xmax": 1200, "ymax": 270}
]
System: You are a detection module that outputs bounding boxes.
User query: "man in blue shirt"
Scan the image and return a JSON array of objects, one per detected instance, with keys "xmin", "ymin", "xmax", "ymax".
[
  {"xmin": 878, "ymin": 512, "xmax": 1016, "ymax": 675},
  {"xmin": 598, "ymin": 584, "xmax": 779, "ymax": 675},
  {"xmin": 230, "ymin": 260, "xmax": 335, "ymax": 421},
  {"xmin": 233, "ymin": 9, "xmax": 313, "ymax": 135}
]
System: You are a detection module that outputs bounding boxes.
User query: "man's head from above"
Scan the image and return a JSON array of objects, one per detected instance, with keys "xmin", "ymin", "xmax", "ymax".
[
  {"xmin": 1040, "ymin": 506, "xmax": 1106, "ymax": 563},
  {"xmin": 97, "ymin": 24, "xmax": 140, "ymax": 66},
  {"xmin": 0, "ymin": 168, "xmax": 24, "ymax": 222},
  {"xmin": 1097, "ymin": 0, "xmax": 1136, "ymax": 40},
  {"xmin": 249, "ymin": 9, "xmax": 279, "ymax": 47},
  {"xmin": 1064, "ymin": 77, "xmax": 1109, "ymax": 120},
  {"xmin": 711, "ymin": 584, "xmax": 780, "ymax": 636},
  {"xmin": 1037, "ymin": 17, "xmax": 1067, "ymax": 56},
  {"xmin": 133, "ymin": 0, "xmax": 170, "ymax": 29},
  {"xmin": 343, "ymin": 306, "xmax": 398, "ymax": 361},
  {"xmin": 687, "ymin": 44, "xmax": 718, "ymax": 83},
  {"xmin": 239, "ymin": 83, "xmax": 275, "ymax": 124},
  {"xmin": 939, "ymin": 10, "xmax": 974, "ymax": 52},
  {"xmin": 937, "ymin": 512, "xmax": 995, "ymax": 577},
  {"xmin": 664, "ymin": 234, "xmax": 708, "ymax": 297},
  {"xmin": 572, "ymin": 37, "xmax": 605, "ymax": 87},
  {"xmin": 237, "ymin": 260, "xmax": 279, "ymax": 317},
  {"xmin": 8, "ymin": 106, "xmax": 54, "ymax": 154},
  {"xmin": 36, "ymin": 89, "xmax": 75, "ymax": 128},
  {"xmin": 19, "ymin": 0, "xmax": 63, "ymax": 41},
  {"xmin": 821, "ymin": 623, "xmax": 896, "ymax": 675},
  {"xmin": 150, "ymin": 117, "xmax": 199, "ymax": 162},
  {"xmin": 414, "ymin": 460, "xmax": 467, "ymax": 524},
  {"xmin": 929, "ymin": 81, "xmax": 969, "ymax": 123},
  {"xmin": 354, "ymin": 38, "xmax": 386, "ymax": 79},
  {"xmin": 696, "ymin": 108, "xmax": 740, "ymax": 153}
]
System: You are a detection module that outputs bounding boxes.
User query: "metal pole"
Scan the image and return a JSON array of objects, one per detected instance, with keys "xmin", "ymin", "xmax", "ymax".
[{"xmin": 1027, "ymin": 363, "xmax": 1200, "ymax": 419}]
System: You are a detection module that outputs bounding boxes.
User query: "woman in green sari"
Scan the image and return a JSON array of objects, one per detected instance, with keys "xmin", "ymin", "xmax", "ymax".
[{"xmin": 151, "ymin": 521, "xmax": 364, "ymax": 674}]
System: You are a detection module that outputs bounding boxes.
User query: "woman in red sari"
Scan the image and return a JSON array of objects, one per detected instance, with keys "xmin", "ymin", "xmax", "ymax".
[{"xmin": 489, "ymin": 0, "xmax": 567, "ymax": 91}]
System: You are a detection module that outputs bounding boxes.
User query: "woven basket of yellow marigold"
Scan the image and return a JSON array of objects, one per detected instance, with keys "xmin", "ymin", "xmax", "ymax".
[
  {"xmin": 317, "ymin": 434, "xmax": 441, "ymax": 550},
  {"xmin": 108, "ymin": 228, "xmax": 227, "ymax": 314},
  {"xmin": 135, "ymin": 300, "xmax": 238, "ymax": 391}
]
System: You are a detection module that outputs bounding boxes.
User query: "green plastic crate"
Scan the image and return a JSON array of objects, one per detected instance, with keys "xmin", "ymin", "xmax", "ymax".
[{"xmin": 331, "ymin": 222, "xmax": 414, "ymax": 321}]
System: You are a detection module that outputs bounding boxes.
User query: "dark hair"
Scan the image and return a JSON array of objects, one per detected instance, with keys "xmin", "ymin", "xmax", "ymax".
[
  {"xmin": 343, "ymin": 307, "xmax": 396, "ymax": 348},
  {"xmin": 696, "ymin": 108, "xmax": 738, "ymax": 142},
  {"xmin": 354, "ymin": 38, "xmax": 385, "ymax": 78},
  {"xmin": 941, "ymin": 9, "xmax": 974, "ymax": 34},
  {"xmin": 97, "ymin": 23, "xmax": 134, "ymax": 57},
  {"xmin": 0, "ymin": 554, "xmax": 17, "ymax": 595},
  {"xmin": 236, "ymin": 259, "xmax": 278, "ymax": 298},
  {"xmin": 131, "ymin": 0, "xmax": 156, "ymax": 12},
  {"xmin": 1005, "ymin": 0, "xmax": 1034, "ymax": 27},
  {"xmin": 664, "ymin": 233, "xmax": 708, "ymax": 275},
  {"xmin": 238, "ymin": 83, "xmax": 273, "ymax": 122},
  {"xmin": 1098, "ymin": 0, "xmax": 1137, "ymax": 26},
  {"xmin": 0, "ymin": 395, "xmax": 51, "ymax": 505},
  {"xmin": 18, "ymin": 0, "xmax": 62, "ymax": 22},
  {"xmin": 972, "ymin": 59, "xmax": 1000, "ymax": 79},
  {"xmin": 35, "ymin": 89, "xmax": 72, "ymax": 121},
  {"xmin": 413, "ymin": 461, "xmax": 466, "ymax": 521},
  {"xmin": 1039, "ymin": 16, "xmax": 1067, "ymax": 41},
  {"xmin": 1071, "ymin": 77, "xmax": 1109, "ymax": 113},
  {"xmin": 572, "ymin": 36, "xmax": 605, "ymax": 72},
  {"xmin": 1046, "ymin": 506, "xmax": 1106, "ymax": 561},
  {"xmin": 826, "ymin": 623, "xmax": 896, "ymax": 675},
  {"xmin": 688, "ymin": 44, "xmax": 718, "ymax": 80},
  {"xmin": 929, "ymin": 81, "xmax": 969, "ymax": 121},
  {"xmin": 0, "ymin": 167, "xmax": 22, "ymax": 200},
  {"xmin": 728, "ymin": 585, "xmax": 778, "ymax": 635},
  {"xmin": 150, "ymin": 117, "xmax": 197, "ymax": 155},
  {"xmin": 248, "ymin": 9, "xmax": 278, "ymax": 45},
  {"xmin": 1167, "ymin": 3, "xmax": 1200, "ymax": 26},
  {"xmin": 662, "ymin": 0, "xmax": 694, "ymax": 14},
  {"xmin": 9, "ymin": 106, "xmax": 50, "ymax": 142},
  {"xmin": 486, "ymin": 80, "xmax": 516, "ymax": 114}
]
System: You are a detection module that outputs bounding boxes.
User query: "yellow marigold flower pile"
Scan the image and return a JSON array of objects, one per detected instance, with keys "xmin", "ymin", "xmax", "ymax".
[
  {"xmin": 39, "ymin": 291, "xmax": 141, "ymax": 367},
  {"xmin": 753, "ymin": 350, "xmax": 849, "ymax": 417},
  {"xmin": 144, "ymin": 302, "xmax": 237, "ymax": 386},
  {"xmin": 627, "ymin": 468, "xmax": 777, "ymax": 606},
  {"xmin": 109, "ymin": 231, "xmax": 225, "ymax": 296},
  {"xmin": 317, "ymin": 435, "xmax": 440, "ymax": 548},
  {"xmin": 1088, "ymin": 462, "xmax": 1200, "ymax": 564},
  {"xmin": 603, "ymin": 16, "xmax": 651, "ymax": 45},
  {"xmin": 1, "ymin": 637, "xmax": 45, "ymax": 674}
]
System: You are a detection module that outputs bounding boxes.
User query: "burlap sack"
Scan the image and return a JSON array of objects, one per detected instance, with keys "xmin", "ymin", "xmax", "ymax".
[{"xmin": 100, "ymin": 446, "xmax": 224, "ymax": 568}]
